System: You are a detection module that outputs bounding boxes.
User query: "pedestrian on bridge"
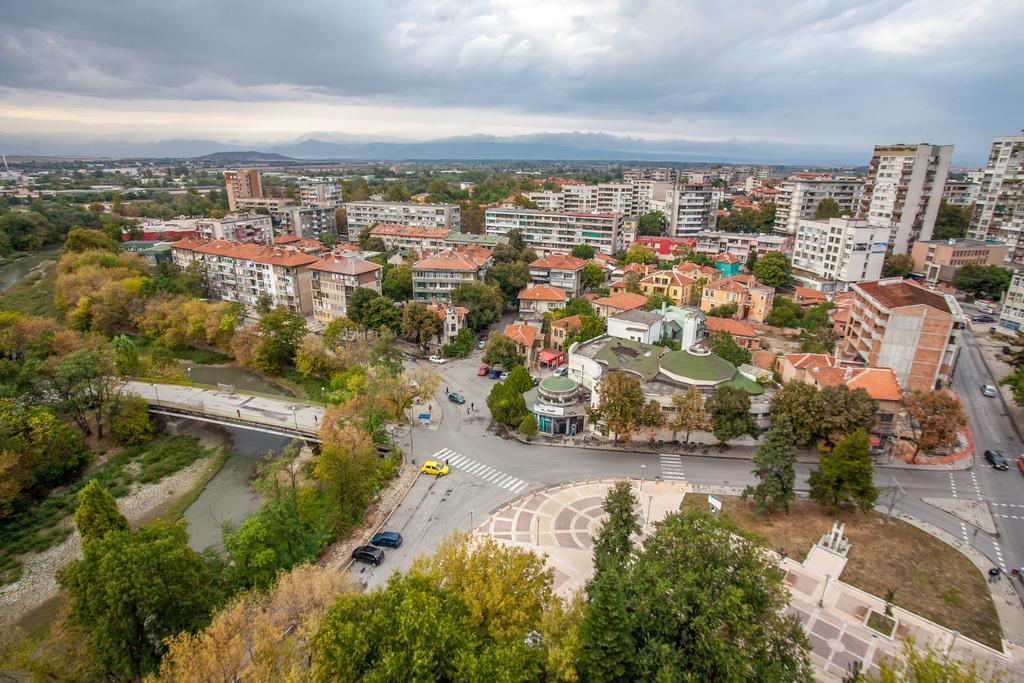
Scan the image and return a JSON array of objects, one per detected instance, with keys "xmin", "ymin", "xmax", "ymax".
[{"xmin": 236, "ymin": 409, "xmax": 241, "ymax": 419}]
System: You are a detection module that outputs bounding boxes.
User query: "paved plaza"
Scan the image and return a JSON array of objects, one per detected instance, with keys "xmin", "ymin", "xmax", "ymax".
[{"xmin": 477, "ymin": 479, "xmax": 1024, "ymax": 682}]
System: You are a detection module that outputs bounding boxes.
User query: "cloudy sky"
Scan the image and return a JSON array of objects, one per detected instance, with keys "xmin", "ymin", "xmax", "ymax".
[{"xmin": 0, "ymin": 0, "xmax": 1021, "ymax": 162}]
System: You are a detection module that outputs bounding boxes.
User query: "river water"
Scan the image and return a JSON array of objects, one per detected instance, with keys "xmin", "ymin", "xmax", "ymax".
[{"xmin": 0, "ymin": 248, "xmax": 60, "ymax": 294}]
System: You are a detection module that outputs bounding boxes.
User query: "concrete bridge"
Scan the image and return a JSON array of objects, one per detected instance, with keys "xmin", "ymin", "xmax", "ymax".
[{"xmin": 125, "ymin": 380, "xmax": 325, "ymax": 442}]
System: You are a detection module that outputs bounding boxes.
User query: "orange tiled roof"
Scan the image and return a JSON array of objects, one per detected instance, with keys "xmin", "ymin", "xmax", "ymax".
[
  {"xmin": 592, "ymin": 253, "xmax": 617, "ymax": 263},
  {"xmin": 641, "ymin": 269, "xmax": 694, "ymax": 288},
  {"xmin": 518, "ymin": 284, "xmax": 567, "ymax": 301},
  {"xmin": 704, "ymin": 317, "xmax": 757, "ymax": 338},
  {"xmin": 551, "ymin": 314, "xmax": 583, "ymax": 331},
  {"xmin": 426, "ymin": 301, "xmax": 468, "ymax": 321},
  {"xmin": 412, "ymin": 248, "xmax": 491, "ymax": 271},
  {"xmin": 814, "ymin": 367, "xmax": 902, "ymax": 402},
  {"xmin": 369, "ymin": 224, "xmax": 451, "ymax": 239},
  {"xmin": 782, "ymin": 353, "xmax": 840, "ymax": 371},
  {"xmin": 530, "ymin": 254, "xmax": 587, "ymax": 270},
  {"xmin": 795, "ymin": 287, "xmax": 828, "ymax": 302},
  {"xmin": 591, "ymin": 292, "xmax": 648, "ymax": 311},
  {"xmin": 308, "ymin": 254, "xmax": 381, "ymax": 276},
  {"xmin": 168, "ymin": 237, "xmax": 319, "ymax": 268},
  {"xmin": 273, "ymin": 235, "xmax": 301, "ymax": 244},
  {"xmin": 675, "ymin": 262, "xmax": 719, "ymax": 278},
  {"xmin": 504, "ymin": 323, "xmax": 539, "ymax": 348},
  {"xmin": 623, "ymin": 263, "xmax": 656, "ymax": 276},
  {"xmin": 713, "ymin": 252, "xmax": 741, "ymax": 264}
]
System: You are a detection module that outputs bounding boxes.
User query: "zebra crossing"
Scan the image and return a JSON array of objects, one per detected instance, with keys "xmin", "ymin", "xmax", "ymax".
[
  {"xmin": 659, "ymin": 453, "xmax": 686, "ymax": 481},
  {"xmin": 429, "ymin": 448, "xmax": 531, "ymax": 494}
]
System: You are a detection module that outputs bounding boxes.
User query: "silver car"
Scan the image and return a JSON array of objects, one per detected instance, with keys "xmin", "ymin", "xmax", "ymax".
[{"xmin": 982, "ymin": 384, "xmax": 998, "ymax": 398}]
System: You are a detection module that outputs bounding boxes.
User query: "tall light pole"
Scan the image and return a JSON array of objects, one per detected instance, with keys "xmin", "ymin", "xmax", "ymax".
[
  {"xmin": 646, "ymin": 495, "xmax": 653, "ymax": 524},
  {"xmin": 186, "ymin": 367, "xmax": 192, "ymax": 386},
  {"xmin": 321, "ymin": 386, "xmax": 327, "ymax": 407},
  {"xmin": 151, "ymin": 383, "xmax": 160, "ymax": 407},
  {"xmin": 640, "ymin": 464, "xmax": 646, "ymax": 490},
  {"xmin": 291, "ymin": 405, "xmax": 299, "ymax": 430}
]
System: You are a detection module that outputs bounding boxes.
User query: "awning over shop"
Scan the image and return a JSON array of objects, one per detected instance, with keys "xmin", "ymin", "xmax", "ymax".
[
  {"xmin": 869, "ymin": 435, "xmax": 881, "ymax": 447},
  {"xmin": 539, "ymin": 349, "xmax": 564, "ymax": 367}
]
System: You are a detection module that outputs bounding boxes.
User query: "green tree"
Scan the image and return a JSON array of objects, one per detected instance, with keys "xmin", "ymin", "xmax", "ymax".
[
  {"xmin": 313, "ymin": 424, "xmax": 380, "ymax": 530},
  {"xmin": 589, "ymin": 371, "xmax": 663, "ymax": 444},
  {"xmin": 519, "ymin": 413, "xmax": 538, "ymax": 440},
  {"xmin": 112, "ymin": 334, "xmax": 140, "ymax": 376},
  {"xmin": 625, "ymin": 244, "xmax": 656, "ymax": 265},
  {"xmin": 813, "ymin": 198, "xmax": 842, "ymax": 219},
  {"xmin": 73, "ymin": 479, "xmax": 129, "ymax": 547},
  {"xmin": 442, "ymin": 326, "xmax": 478, "ymax": 358},
  {"xmin": 381, "ymin": 264, "xmax": 412, "ymax": 301},
  {"xmin": 571, "ymin": 244, "xmax": 597, "ymax": 260},
  {"xmin": 504, "ymin": 366, "xmax": 534, "ymax": 394},
  {"xmin": 482, "ymin": 333, "xmax": 523, "ymax": 369},
  {"xmin": 808, "ymin": 429, "xmax": 878, "ymax": 511},
  {"xmin": 882, "ymin": 253, "xmax": 914, "ymax": 278},
  {"xmin": 819, "ymin": 385, "xmax": 877, "ymax": 443},
  {"xmin": 706, "ymin": 384, "xmax": 759, "ymax": 444},
  {"xmin": 109, "ymin": 394, "xmax": 153, "ymax": 446},
  {"xmin": 637, "ymin": 210, "xmax": 666, "ymax": 236},
  {"xmin": 627, "ymin": 510, "xmax": 811, "ymax": 681},
  {"xmin": 64, "ymin": 227, "xmax": 120, "ymax": 253},
  {"xmin": 57, "ymin": 520, "xmax": 221, "ymax": 681},
  {"xmin": 766, "ymin": 297, "xmax": 801, "ymax": 327},
  {"xmin": 669, "ymin": 386, "xmax": 711, "ymax": 444},
  {"xmin": 769, "ymin": 381, "xmax": 825, "ymax": 446},
  {"xmin": 707, "ymin": 302, "xmax": 739, "ymax": 318},
  {"xmin": 623, "ymin": 271, "xmax": 643, "ymax": 294},
  {"xmin": 43, "ymin": 339, "xmax": 117, "ymax": 438},
  {"xmin": 867, "ymin": 638, "xmax": 1004, "ymax": 682},
  {"xmin": 451, "ymin": 281, "xmax": 504, "ymax": 330},
  {"xmin": 486, "ymin": 261, "xmax": 532, "ymax": 306},
  {"xmin": 323, "ymin": 316, "xmax": 361, "ymax": 349},
  {"xmin": 903, "ymin": 390, "xmax": 966, "ymax": 461},
  {"xmin": 345, "ymin": 287, "xmax": 379, "ymax": 328},
  {"xmin": 361, "ymin": 296, "xmax": 401, "ymax": 335},
  {"xmin": 487, "ymin": 381, "xmax": 528, "ymax": 427},
  {"xmin": 951, "ymin": 263, "xmax": 1012, "ymax": 300},
  {"xmin": 254, "ymin": 292, "xmax": 274, "ymax": 315},
  {"xmin": 250, "ymin": 306, "xmax": 307, "ymax": 373},
  {"xmin": 708, "ymin": 330, "xmax": 752, "ymax": 366},
  {"xmin": 752, "ymin": 250, "xmax": 790, "ymax": 287},
  {"xmin": 563, "ymin": 314, "xmax": 607, "ymax": 348},
  {"xmin": 933, "ymin": 199, "xmax": 973, "ymax": 240},
  {"xmin": 743, "ymin": 415, "xmax": 797, "ymax": 513},
  {"xmin": 400, "ymin": 301, "xmax": 443, "ymax": 351},
  {"xmin": 643, "ymin": 293, "xmax": 673, "ymax": 312},
  {"xmin": 581, "ymin": 262, "xmax": 606, "ymax": 290}
]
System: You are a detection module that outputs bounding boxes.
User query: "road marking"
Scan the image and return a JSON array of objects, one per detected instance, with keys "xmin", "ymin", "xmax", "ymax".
[
  {"xmin": 948, "ymin": 472, "xmax": 958, "ymax": 499},
  {"xmin": 995, "ymin": 514, "xmax": 1024, "ymax": 520},
  {"xmin": 992, "ymin": 502, "xmax": 1024, "ymax": 508},
  {"xmin": 429, "ymin": 448, "xmax": 530, "ymax": 493},
  {"xmin": 969, "ymin": 471, "xmax": 984, "ymax": 501},
  {"xmin": 960, "ymin": 521, "xmax": 969, "ymax": 544},
  {"xmin": 659, "ymin": 453, "xmax": 686, "ymax": 481},
  {"xmin": 993, "ymin": 539, "xmax": 1006, "ymax": 571}
]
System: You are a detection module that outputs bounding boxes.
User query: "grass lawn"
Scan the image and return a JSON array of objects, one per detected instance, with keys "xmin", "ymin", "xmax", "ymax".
[
  {"xmin": 683, "ymin": 494, "xmax": 1002, "ymax": 650},
  {"xmin": 0, "ymin": 436, "xmax": 215, "ymax": 586},
  {"xmin": 0, "ymin": 266, "xmax": 59, "ymax": 319},
  {"xmin": 126, "ymin": 334, "xmax": 233, "ymax": 365},
  {"xmin": 279, "ymin": 368, "xmax": 330, "ymax": 402}
]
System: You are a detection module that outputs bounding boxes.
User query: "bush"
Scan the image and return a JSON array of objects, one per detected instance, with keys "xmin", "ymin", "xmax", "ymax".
[
  {"xmin": 442, "ymin": 327, "xmax": 477, "ymax": 358},
  {"xmin": 519, "ymin": 414, "xmax": 539, "ymax": 440},
  {"xmin": 109, "ymin": 395, "xmax": 153, "ymax": 447}
]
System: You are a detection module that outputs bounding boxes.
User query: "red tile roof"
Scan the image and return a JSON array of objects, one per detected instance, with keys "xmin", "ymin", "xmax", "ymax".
[
  {"xmin": 273, "ymin": 235, "xmax": 301, "ymax": 244},
  {"xmin": 426, "ymin": 301, "xmax": 468, "ymax": 321},
  {"xmin": 530, "ymin": 254, "xmax": 587, "ymax": 270},
  {"xmin": 412, "ymin": 248, "xmax": 491, "ymax": 271},
  {"xmin": 551, "ymin": 314, "xmax": 583, "ymax": 332},
  {"xmin": 592, "ymin": 292, "xmax": 648, "ymax": 312},
  {"xmin": 369, "ymin": 224, "xmax": 451, "ymax": 239},
  {"xmin": 713, "ymin": 252, "xmax": 741, "ymax": 264},
  {"xmin": 308, "ymin": 254, "xmax": 382, "ymax": 276},
  {"xmin": 795, "ymin": 287, "xmax": 828, "ymax": 303},
  {"xmin": 782, "ymin": 353, "xmax": 840, "ymax": 371},
  {"xmin": 814, "ymin": 366, "xmax": 903, "ymax": 402},
  {"xmin": 856, "ymin": 279, "xmax": 951, "ymax": 313},
  {"xmin": 704, "ymin": 317, "xmax": 757, "ymax": 338},
  {"xmin": 504, "ymin": 323, "xmax": 539, "ymax": 348},
  {"xmin": 168, "ymin": 238, "xmax": 319, "ymax": 268},
  {"xmin": 641, "ymin": 270, "xmax": 694, "ymax": 289},
  {"xmin": 518, "ymin": 284, "xmax": 567, "ymax": 301},
  {"xmin": 675, "ymin": 262, "xmax": 719, "ymax": 278}
]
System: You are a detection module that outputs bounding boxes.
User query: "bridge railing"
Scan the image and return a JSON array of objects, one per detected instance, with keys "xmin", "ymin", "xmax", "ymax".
[
  {"xmin": 133, "ymin": 392, "xmax": 321, "ymax": 436},
  {"xmin": 129, "ymin": 376, "xmax": 327, "ymax": 407}
]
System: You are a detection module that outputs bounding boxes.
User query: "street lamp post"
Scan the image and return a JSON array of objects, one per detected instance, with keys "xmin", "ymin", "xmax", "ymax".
[
  {"xmin": 151, "ymin": 383, "xmax": 160, "ymax": 407},
  {"xmin": 291, "ymin": 406, "xmax": 299, "ymax": 430},
  {"xmin": 646, "ymin": 495, "xmax": 653, "ymax": 525},
  {"xmin": 186, "ymin": 367, "xmax": 192, "ymax": 386},
  {"xmin": 469, "ymin": 508, "xmax": 474, "ymax": 531},
  {"xmin": 321, "ymin": 386, "xmax": 327, "ymax": 407}
]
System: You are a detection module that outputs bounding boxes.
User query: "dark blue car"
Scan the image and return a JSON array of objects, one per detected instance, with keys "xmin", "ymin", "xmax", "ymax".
[
  {"xmin": 371, "ymin": 531, "xmax": 403, "ymax": 548},
  {"xmin": 488, "ymin": 368, "xmax": 501, "ymax": 379}
]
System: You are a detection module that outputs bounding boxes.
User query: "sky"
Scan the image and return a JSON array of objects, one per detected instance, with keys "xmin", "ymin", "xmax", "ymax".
[{"xmin": 0, "ymin": 0, "xmax": 1021, "ymax": 163}]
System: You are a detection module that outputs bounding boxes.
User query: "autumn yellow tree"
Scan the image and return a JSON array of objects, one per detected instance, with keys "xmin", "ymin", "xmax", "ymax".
[{"xmin": 669, "ymin": 386, "xmax": 711, "ymax": 444}]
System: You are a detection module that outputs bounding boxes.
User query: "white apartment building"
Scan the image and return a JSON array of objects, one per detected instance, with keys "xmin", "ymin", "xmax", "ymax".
[
  {"xmin": 998, "ymin": 271, "xmax": 1024, "ymax": 334},
  {"xmin": 196, "ymin": 213, "xmax": 273, "ymax": 243},
  {"xmin": 344, "ymin": 200, "xmax": 461, "ymax": 240},
  {"xmin": 659, "ymin": 185, "xmax": 719, "ymax": 236},
  {"xmin": 943, "ymin": 180, "xmax": 981, "ymax": 207},
  {"xmin": 525, "ymin": 191, "xmax": 565, "ymax": 211},
  {"xmin": 299, "ymin": 178, "xmax": 343, "ymax": 206},
  {"xmin": 485, "ymin": 208, "xmax": 622, "ymax": 256},
  {"xmin": 275, "ymin": 206, "xmax": 337, "ymax": 240},
  {"xmin": 223, "ymin": 168, "xmax": 263, "ymax": 212},
  {"xmin": 861, "ymin": 143, "xmax": 953, "ymax": 254},
  {"xmin": 692, "ymin": 232, "xmax": 792, "ymax": 260},
  {"xmin": 561, "ymin": 183, "xmax": 635, "ymax": 214},
  {"xmin": 623, "ymin": 167, "xmax": 680, "ymax": 184},
  {"xmin": 967, "ymin": 130, "xmax": 1024, "ymax": 263},
  {"xmin": 169, "ymin": 238, "xmax": 317, "ymax": 314},
  {"xmin": 773, "ymin": 178, "xmax": 864, "ymax": 235},
  {"xmin": 790, "ymin": 218, "xmax": 888, "ymax": 293},
  {"xmin": 369, "ymin": 225, "xmax": 451, "ymax": 255}
]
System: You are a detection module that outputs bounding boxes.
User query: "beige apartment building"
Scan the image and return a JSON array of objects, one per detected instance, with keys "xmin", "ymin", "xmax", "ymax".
[
  {"xmin": 345, "ymin": 201, "xmax": 461, "ymax": 241},
  {"xmin": 309, "ymin": 254, "xmax": 383, "ymax": 324},
  {"xmin": 369, "ymin": 225, "xmax": 451, "ymax": 255},
  {"xmin": 485, "ymin": 208, "xmax": 623, "ymax": 256},
  {"xmin": 196, "ymin": 213, "xmax": 273, "ymax": 243},
  {"xmin": 169, "ymin": 237, "xmax": 317, "ymax": 315},
  {"xmin": 842, "ymin": 278, "xmax": 959, "ymax": 392},
  {"xmin": 224, "ymin": 168, "xmax": 263, "ymax": 212},
  {"xmin": 699, "ymin": 275, "xmax": 774, "ymax": 323},
  {"xmin": 910, "ymin": 238, "xmax": 1009, "ymax": 285},
  {"xmin": 773, "ymin": 178, "xmax": 864, "ymax": 235},
  {"xmin": 529, "ymin": 254, "xmax": 588, "ymax": 297},
  {"xmin": 411, "ymin": 247, "xmax": 492, "ymax": 302}
]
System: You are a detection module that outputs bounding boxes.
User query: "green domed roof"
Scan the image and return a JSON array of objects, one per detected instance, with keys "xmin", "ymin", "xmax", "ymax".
[
  {"xmin": 659, "ymin": 350, "xmax": 736, "ymax": 383},
  {"xmin": 539, "ymin": 375, "xmax": 577, "ymax": 393}
]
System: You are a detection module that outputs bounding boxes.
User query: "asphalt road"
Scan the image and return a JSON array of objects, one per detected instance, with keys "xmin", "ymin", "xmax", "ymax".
[{"xmin": 356, "ymin": 333, "xmax": 1024, "ymax": 588}]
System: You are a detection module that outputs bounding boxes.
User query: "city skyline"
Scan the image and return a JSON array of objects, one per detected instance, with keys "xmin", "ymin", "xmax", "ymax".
[{"xmin": 1, "ymin": 0, "xmax": 1022, "ymax": 163}]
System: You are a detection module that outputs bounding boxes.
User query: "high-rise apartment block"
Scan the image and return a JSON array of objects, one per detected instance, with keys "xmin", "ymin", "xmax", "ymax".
[
  {"xmin": 773, "ymin": 178, "xmax": 864, "ymax": 235},
  {"xmin": 967, "ymin": 130, "xmax": 1024, "ymax": 263},
  {"xmin": 942, "ymin": 180, "xmax": 981, "ymax": 207},
  {"xmin": 660, "ymin": 185, "xmax": 719, "ymax": 236},
  {"xmin": 310, "ymin": 255, "xmax": 383, "ymax": 324},
  {"xmin": 484, "ymin": 208, "xmax": 622, "ymax": 256},
  {"xmin": 860, "ymin": 143, "xmax": 953, "ymax": 254},
  {"xmin": 275, "ymin": 206, "xmax": 337, "ymax": 241},
  {"xmin": 790, "ymin": 218, "xmax": 888, "ymax": 293},
  {"xmin": 299, "ymin": 178, "xmax": 343, "ymax": 206},
  {"xmin": 196, "ymin": 213, "xmax": 273, "ymax": 243},
  {"xmin": 344, "ymin": 201, "xmax": 461, "ymax": 240},
  {"xmin": 224, "ymin": 168, "xmax": 263, "ymax": 212}
]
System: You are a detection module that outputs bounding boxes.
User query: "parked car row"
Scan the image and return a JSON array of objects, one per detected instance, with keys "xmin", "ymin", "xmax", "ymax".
[{"xmin": 351, "ymin": 531, "xmax": 404, "ymax": 567}]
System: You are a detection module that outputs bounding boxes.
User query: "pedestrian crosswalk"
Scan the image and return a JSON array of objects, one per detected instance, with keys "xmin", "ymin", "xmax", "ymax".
[
  {"xmin": 429, "ymin": 448, "xmax": 531, "ymax": 494},
  {"xmin": 659, "ymin": 453, "xmax": 686, "ymax": 481}
]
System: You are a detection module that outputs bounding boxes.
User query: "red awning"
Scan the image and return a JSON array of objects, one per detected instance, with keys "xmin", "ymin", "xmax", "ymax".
[
  {"xmin": 539, "ymin": 349, "xmax": 564, "ymax": 364},
  {"xmin": 869, "ymin": 436, "xmax": 881, "ymax": 447}
]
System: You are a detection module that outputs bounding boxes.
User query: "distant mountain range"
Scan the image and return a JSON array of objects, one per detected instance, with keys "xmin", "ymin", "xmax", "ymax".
[{"xmin": 1, "ymin": 131, "xmax": 877, "ymax": 165}]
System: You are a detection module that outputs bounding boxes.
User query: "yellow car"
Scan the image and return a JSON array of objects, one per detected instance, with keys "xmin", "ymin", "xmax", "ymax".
[{"xmin": 421, "ymin": 460, "xmax": 450, "ymax": 476}]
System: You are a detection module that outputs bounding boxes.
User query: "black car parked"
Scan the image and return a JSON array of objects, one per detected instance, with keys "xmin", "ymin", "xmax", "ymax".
[
  {"xmin": 371, "ymin": 531, "xmax": 403, "ymax": 548},
  {"xmin": 352, "ymin": 545, "xmax": 385, "ymax": 566},
  {"xmin": 985, "ymin": 449, "xmax": 1010, "ymax": 471}
]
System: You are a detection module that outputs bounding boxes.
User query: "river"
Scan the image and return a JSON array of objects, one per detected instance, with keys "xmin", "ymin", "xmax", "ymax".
[
  {"xmin": 179, "ymin": 363, "xmax": 298, "ymax": 551},
  {"xmin": 0, "ymin": 248, "xmax": 60, "ymax": 294}
]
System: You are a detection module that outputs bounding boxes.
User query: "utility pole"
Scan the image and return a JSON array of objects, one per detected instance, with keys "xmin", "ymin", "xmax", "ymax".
[{"xmin": 885, "ymin": 475, "xmax": 905, "ymax": 521}]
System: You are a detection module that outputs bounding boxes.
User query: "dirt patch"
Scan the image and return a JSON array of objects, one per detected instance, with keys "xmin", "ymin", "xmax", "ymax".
[{"xmin": 683, "ymin": 494, "xmax": 1002, "ymax": 649}]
